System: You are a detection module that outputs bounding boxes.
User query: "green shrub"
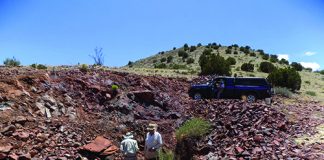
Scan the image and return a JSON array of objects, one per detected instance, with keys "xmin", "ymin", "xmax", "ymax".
[
  {"xmin": 225, "ymin": 48, "xmax": 231, "ymax": 54},
  {"xmin": 4, "ymin": 57, "xmax": 20, "ymax": 67},
  {"xmin": 267, "ymin": 68, "xmax": 301, "ymax": 91},
  {"xmin": 111, "ymin": 84, "xmax": 119, "ymax": 91},
  {"xmin": 127, "ymin": 61, "xmax": 134, "ymax": 66},
  {"xmin": 153, "ymin": 59, "xmax": 157, "ymax": 63},
  {"xmin": 31, "ymin": 63, "xmax": 37, "ymax": 69},
  {"xmin": 154, "ymin": 63, "xmax": 167, "ymax": 69},
  {"xmin": 167, "ymin": 56, "xmax": 173, "ymax": 63},
  {"xmin": 176, "ymin": 118, "xmax": 211, "ymax": 141},
  {"xmin": 259, "ymin": 61, "xmax": 276, "ymax": 73},
  {"xmin": 186, "ymin": 58, "xmax": 195, "ymax": 64},
  {"xmin": 262, "ymin": 54, "xmax": 269, "ymax": 60},
  {"xmin": 290, "ymin": 62, "xmax": 303, "ymax": 71},
  {"xmin": 226, "ymin": 57, "xmax": 236, "ymax": 65},
  {"xmin": 160, "ymin": 57, "xmax": 167, "ymax": 63},
  {"xmin": 170, "ymin": 64, "xmax": 187, "ymax": 69},
  {"xmin": 173, "ymin": 47, "xmax": 176, "ymax": 50},
  {"xmin": 304, "ymin": 68, "xmax": 312, "ymax": 72},
  {"xmin": 249, "ymin": 52, "xmax": 256, "ymax": 57},
  {"xmin": 305, "ymin": 81, "xmax": 310, "ymax": 85},
  {"xmin": 199, "ymin": 53, "xmax": 231, "ymax": 76},
  {"xmin": 274, "ymin": 87, "xmax": 293, "ymax": 98},
  {"xmin": 158, "ymin": 150, "xmax": 174, "ymax": 160},
  {"xmin": 319, "ymin": 70, "xmax": 324, "ymax": 75},
  {"xmin": 270, "ymin": 55, "xmax": 278, "ymax": 63},
  {"xmin": 183, "ymin": 43, "xmax": 189, "ymax": 51},
  {"xmin": 241, "ymin": 63, "xmax": 254, "ymax": 72},
  {"xmin": 189, "ymin": 46, "xmax": 197, "ymax": 52},
  {"xmin": 279, "ymin": 59, "xmax": 289, "ymax": 65},
  {"xmin": 306, "ymin": 91, "xmax": 316, "ymax": 96},
  {"xmin": 37, "ymin": 64, "xmax": 47, "ymax": 69},
  {"xmin": 79, "ymin": 64, "xmax": 89, "ymax": 72},
  {"xmin": 233, "ymin": 51, "xmax": 238, "ymax": 55},
  {"xmin": 197, "ymin": 43, "xmax": 202, "ymax": 47},
  {"xmin": 257, "ymin": 49, "xmax": 265, "ymax": 55}
]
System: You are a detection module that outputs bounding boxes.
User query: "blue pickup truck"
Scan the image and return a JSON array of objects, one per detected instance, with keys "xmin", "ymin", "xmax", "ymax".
[{"xmin": 189, "ymin": 77, "xmax": 272, "ymax": 102}]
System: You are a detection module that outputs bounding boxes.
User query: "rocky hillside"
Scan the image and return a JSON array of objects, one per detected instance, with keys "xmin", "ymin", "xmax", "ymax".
[{"xmin": 0, "ymin": 67, "xmax": 323, "ymax": 159}]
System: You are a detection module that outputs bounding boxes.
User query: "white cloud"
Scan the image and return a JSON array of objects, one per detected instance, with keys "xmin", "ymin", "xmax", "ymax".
[
  {"xmin": 304, "ymin": 51, "xmax": 316, "ymax": 56},
  {"xmin": 300, "ymin": 62, "xmax": 321, "ymax": 71},
  {"xmin": 277, "ymin": 54, "xmax": 289, "ymax": 60}
]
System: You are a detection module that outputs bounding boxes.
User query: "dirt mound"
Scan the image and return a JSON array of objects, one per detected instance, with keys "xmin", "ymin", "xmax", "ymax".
[{"xmin": 0, "ymin": 68, "xmax": 323, "ymax": 159}]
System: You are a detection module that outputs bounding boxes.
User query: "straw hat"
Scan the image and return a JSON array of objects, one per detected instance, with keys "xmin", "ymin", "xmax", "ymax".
[
  {"xmin": 147, "ymin": 123, "xmax": 157, "ymax": 131},
  {"xmin": 123, "ymin": 132, "xmax": 134, "ymax": 139}
]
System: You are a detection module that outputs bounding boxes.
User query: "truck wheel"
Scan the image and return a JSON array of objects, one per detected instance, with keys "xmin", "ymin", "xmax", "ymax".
[
  {"xmin": 193, "ymin": 93, "xmax": 202, "ymax": 100},
  {"xmin": 247, "ymin": 94, "xmax": 256, "ymax": 103}
]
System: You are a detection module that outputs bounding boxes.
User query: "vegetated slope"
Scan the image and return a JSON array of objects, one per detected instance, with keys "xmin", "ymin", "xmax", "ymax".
[
  {"xmin": 0, "ymin": 68, "xmax": 323, "ymax": 159},
  {"xmin": 122, "ymin": 44, "xmax": 324, "ymax": 102}
]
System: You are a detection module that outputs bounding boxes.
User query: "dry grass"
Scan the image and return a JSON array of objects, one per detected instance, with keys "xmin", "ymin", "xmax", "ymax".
[{"xmin": 295, "ymin": 124, "xmax": 324, "ymax": 145}]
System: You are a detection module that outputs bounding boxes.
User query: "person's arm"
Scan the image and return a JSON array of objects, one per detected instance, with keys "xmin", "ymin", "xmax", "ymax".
[
  {"xmin": 135, "ymin": 141, "xmax": 139, "ymax": 152},
  {"xmin": 154, "ymin": 133, "xmax": 163, "ymax": 149}
]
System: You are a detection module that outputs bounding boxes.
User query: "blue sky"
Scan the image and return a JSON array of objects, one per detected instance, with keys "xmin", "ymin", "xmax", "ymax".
[{"xmin": 0, "ymin": 0, "xmax": 324, "ymax": 70}]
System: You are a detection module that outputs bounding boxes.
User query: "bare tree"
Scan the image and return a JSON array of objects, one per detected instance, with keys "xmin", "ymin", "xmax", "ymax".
[{"xmin": 89, "ymin": 47, "xmax": 104, "ymax": 66}]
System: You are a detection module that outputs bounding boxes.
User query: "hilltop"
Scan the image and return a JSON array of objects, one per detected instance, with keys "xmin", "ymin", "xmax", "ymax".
[{"xmin": 116, "ymin": 43, "xmax": 324, "ymax": 102}]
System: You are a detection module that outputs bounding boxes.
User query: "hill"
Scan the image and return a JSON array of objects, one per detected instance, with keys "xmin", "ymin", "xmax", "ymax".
[{"xmin": 116, "ymin": 43, "xmax": 324, "ymax": 102}]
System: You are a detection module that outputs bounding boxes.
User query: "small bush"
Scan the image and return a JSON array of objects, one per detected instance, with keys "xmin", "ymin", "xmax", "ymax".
[
  {"xmin": 249, "ymin": 52, "xmax": 256, "ymax": 57},
  {"xmin": 279, "ymin": 59, "xmax": 289, "ymax": 65},
  {"xmin": 319, "ymin": 70, "xmax": 324, "ymax": 75},
  {"xmin": 267, "ymin": 68, "xmax": 301, "ymax": 91},
  {"xmin": 167, "ymin": 56, "xmax": 173, "ymax": 63},
  {"xmin": 199, "ymin": 53, "xmax": 231, "ymax": 76},
  {"xmin": 306, "ymin": 91, "xmax": 316, "ymax": 96},
  {"xmin": 158, "ymin": 150, "xmax": 174, "ymax": 160},
  {"xmin": 233, "ymin": 51, "xmax": 238, "ymax": 55},
  {"xmin": 37, "ymin": 64, "xmax": 47, "ymax": 69},
  {"xmin": 257, "ymin": 49, "xmax": 265, "ymax": 55},
  {"xmin": 291, "ymin": 62, "xmax": 303, "ymax": 71},
  {"xmin": 305, "ymin": 81, "xmax": 310, "ymax": 85},
  {"xmin": 197, "ymin": 43, "xmax": 202, "ymax": 47},
  {"xmin": 31, "ymin": 63, "xmax": 37, "ymax": 69},
  {"xmin": 262, "ymin": 54, "xmax": 269, "ymax": 60},
  {"xmin": 79, "ymin": 64, "xmax": 89, "ymax": 72},
  {"xmin": 259, "ymin": 61, "xmax": 276, "ymax": 73},
  {"xmin": 183, "ymin": 43, "xmax": 189, "ymax": 51},
  {"xmin": 4, "ymin": 57, "xmax": 20, "ymax": 67},
  {"xmin": 241, "ymin": 63, "xmax": 254, "ymax": 72},
  {"xmin": 173, "ymin": 47, "xmax": 176, "ymax": 50},
  {"xmin": 226, "ymin": 57, "xmax": 236, "ymax": 65},
  {"xmin": 178, "ymin": 50, "xmax": 187, "ymax": 57},
  {"xmin": 189, "ymin": 46, "xmax": 197, "ymax": 52},
  {"xmin": 170, "ymin": 64, "xmax": 187, "ymax": 69},
  {"xmin": 111, "ymin": 84, "xmax": 119, "ymax": 91},
  {"xmin": 274, "ymin": 87, "xmax": 293, "ymax": 98},
  {"xmin": 186, "ymin": 58, "xmax": 195, "ymax": 64},
  {"xmin": 225, "ymin": 48, "xmax": 231, "ymax": 54},
  {"xmin": 304, "ymin": 68, "xmax": 312, "ymax": 72},
  {"xmin": 176, "ymin": 118, "xmax": 211, "ymax": 141},
  {"xmin": 154, "ymin": 63, "xmax": 167, "ymax": 69},
  {"xmin": 160, "ymin": 57, "xmax": 167, "ymax": 63},
  {"xmin": 153, "ymin": 59, "xmax": 157, "ymax": 63}
]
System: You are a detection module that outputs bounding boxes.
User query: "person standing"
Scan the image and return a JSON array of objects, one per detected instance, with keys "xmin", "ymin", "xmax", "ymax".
[
  {"xmin": 120, "ymin": 132, "xmax": 139, "ymax": 160},
  {"xmin": 144, "ymin": 123, "xmax": 163, "ymax": 160},
  {"xmin": 217, "ymin": 79, "xmax": 225, "ymax": 99}
]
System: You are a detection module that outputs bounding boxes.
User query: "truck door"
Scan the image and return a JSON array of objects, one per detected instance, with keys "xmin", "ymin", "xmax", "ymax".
[{"xmin": 222, "ymin": 78, "xmax": 235, "ymax": 98}]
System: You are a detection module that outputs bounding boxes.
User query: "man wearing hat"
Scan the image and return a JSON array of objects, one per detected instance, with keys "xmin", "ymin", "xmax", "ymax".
[
  {"xmin": 144, "ymin": 123, "xmax": 163, "ymax": 160},
  {"xmin": 120, "ymin": 132, "xmax": 139, "ymax": 160}
]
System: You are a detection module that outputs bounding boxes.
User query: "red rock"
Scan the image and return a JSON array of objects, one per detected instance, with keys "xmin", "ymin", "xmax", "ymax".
[
  {"xmin": 235, "ymin": 146, "xmax": 244, "ymax": 153},
  {"xmin": 18, "ymin": 153, "xmax": 31, "ymax": 160},
  {"xmin": 79, "ymin": 136, "xmax": 112, "ymax": 153},
  {"xmin": 0, "ymin": 153, "xmax": 7, "ymax": 159},
  {"xmin": 13, "ymin": 132, "xmax": 30, "ymax": 141},
  {"xmin": 252, "ymin": 147, "xmax": 262, "ymax": 154},
  {"xmin": 273, "ymin": 140, "xmax": 280, "ymax": 146},
  {"xmin": 100, "ymin": 145, "xmax": 119, "ymax": 156},
  {"xmin": 0, "ymin": 145, "xmax": 13, "ymax": 153},
  {"xmin": 8, "ymin": 153, "xmax": 19, "ymax": 160},
  {"xmin": 253, "ymin": 134, "xmax": 264, "ymax": 142}
]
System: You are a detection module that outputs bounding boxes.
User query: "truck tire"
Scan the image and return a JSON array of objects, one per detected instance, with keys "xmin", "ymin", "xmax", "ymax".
[
  {"xmin": 247, "ymin": 94, "xmax": 256, "ymax": 103},
  {"xmin": 193, "ymin": 92, "xmax": 202, "ymax": 100}
]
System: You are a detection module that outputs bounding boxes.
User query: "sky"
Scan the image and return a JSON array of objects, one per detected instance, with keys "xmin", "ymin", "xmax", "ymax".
[{"xmin": 0, "ymin": 0, "xmax": 324, "ymax": 70}]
